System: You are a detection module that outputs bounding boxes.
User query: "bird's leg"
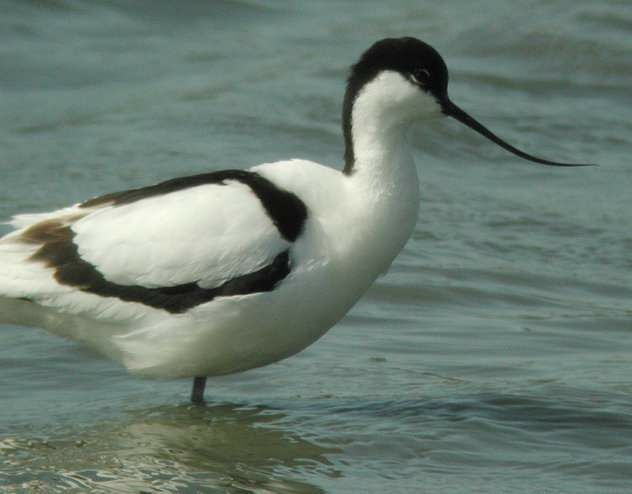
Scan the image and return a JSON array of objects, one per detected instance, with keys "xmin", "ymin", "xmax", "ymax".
[{"xmin": 191, "ymin": 376, "xmax": 207, "ymax": 404}]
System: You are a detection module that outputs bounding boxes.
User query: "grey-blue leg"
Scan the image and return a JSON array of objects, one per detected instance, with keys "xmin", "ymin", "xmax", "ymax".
[{"xmin": 191, "ymin": 376, "xmax": 207, "ymax": 404}]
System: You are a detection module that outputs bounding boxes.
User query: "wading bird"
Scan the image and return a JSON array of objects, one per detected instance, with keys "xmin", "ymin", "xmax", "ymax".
[{"xmin": 0, "ymin": 37, "xmax": 589, "ymax": 403}]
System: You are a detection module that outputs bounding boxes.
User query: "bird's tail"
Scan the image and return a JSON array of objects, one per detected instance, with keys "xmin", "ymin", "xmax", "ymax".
[
  {"xmin": 0, "ymin": 222, "xmax": 55, "ymax": 327},
  {"xmin": 0, "ymin": 296, "xmax": 40, "ymax": 327}
]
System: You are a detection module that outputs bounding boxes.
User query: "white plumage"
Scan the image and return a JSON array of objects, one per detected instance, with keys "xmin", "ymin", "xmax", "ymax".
[
  {"xmin": 74, "ymin": 179, "xmax": 285, "ymax": 288},
  {"xmin": 0, "ymin": 154, "xmax": 412, "ymax": 379},
  {"xmin": 0, "ymin": 38, "xmax": 587, "ymax": 401}
]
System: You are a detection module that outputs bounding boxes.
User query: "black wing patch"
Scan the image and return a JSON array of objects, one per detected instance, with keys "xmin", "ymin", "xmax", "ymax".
[
  {"xmin": 80, "ymin": 169, "xmax": 307, "ymax": 242},
  {"xmin": 24, "ymin": 222, "xmax": 291, "ymax": 314}
]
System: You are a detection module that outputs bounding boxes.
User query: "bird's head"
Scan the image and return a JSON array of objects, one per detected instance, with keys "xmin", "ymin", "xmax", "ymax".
[{"xmin": 343, "ymin": 37, "xmax": 592, "ymax": 172}]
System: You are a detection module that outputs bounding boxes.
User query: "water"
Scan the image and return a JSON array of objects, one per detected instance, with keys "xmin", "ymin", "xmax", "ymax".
[{"xmin": 1, "ymin": 0, "xmax": 631, "ymax": 492}]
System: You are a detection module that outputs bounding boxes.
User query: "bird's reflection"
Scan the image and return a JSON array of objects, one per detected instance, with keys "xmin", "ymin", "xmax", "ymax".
[{"xmin": 11, "ymin": 402, "xmax": 340, "ymax": 493}]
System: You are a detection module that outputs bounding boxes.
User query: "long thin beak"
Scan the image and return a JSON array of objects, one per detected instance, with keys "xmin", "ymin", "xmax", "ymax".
[{"xmin": 441, "ymin": 99, "xmax": 593, "ymax": 167}]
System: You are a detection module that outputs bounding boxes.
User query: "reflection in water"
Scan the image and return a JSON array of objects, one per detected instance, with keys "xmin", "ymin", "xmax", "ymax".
[
  {"xmin": 3, "ymin": 392, "xmax": 632, "ymax": 492},
  {"xmin": 1, "ymin": 403, "xmax": 339, "ymax": 493}
]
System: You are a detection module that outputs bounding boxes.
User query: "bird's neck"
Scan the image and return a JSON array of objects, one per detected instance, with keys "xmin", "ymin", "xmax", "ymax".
[
  {"xmin": 342, "ymin": 71, "xmax": 421, "ymax": 198},
  {"xmin": 350, "ymin": 120, "xmax": 416, "ymax": 192},
  {"xmin": 343, "ymin": 77, "xmax": 420, "ymax": 205},
  {"xmin": 346, "ymin": 120, "xmax": 420, "ymax": 234},
  {"xmin": 340, "ymin": 91, "xmax": 421, "ymax": 277}
]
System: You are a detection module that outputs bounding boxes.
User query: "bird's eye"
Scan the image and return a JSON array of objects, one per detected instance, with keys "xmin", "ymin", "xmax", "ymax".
[{"xmin": 411, "ymin": 68, "xmax": 431, "ymax": 86}]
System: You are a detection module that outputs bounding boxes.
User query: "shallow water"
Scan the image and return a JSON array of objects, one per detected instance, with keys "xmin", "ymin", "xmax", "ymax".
[{"xmin": 1, "ymin": 0, "xmax": 631, "ymax": 492}]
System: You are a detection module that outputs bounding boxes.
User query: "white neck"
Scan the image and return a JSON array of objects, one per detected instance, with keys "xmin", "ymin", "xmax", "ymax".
[
  {"xmin": 351, "ymin": 112, "xmax": 416, "ymax": 196},
  {"xmin": 341, "ymin": 71, "xmax": 428, "ymax": 275},
  {"xmin": 346, "ymin": 71, "xmax": 425, "ymax": 204},
  {"xmin": 344, "ymin": 70, "xmax": 440, "ymax": 192}
]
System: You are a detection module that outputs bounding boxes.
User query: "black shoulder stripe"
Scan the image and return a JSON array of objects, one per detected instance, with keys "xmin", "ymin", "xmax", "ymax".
[
  {"xmin": 239, "ymin": 172, "xmax": 307, "ymax": 242},
  {"xmin": 27, "ymin": 223, "xmax": 291, "ymax": 314},
  {"xmin": 80, "ymin": 169, "xmax": 307, "ymax": 242},
  {"xmin": 80, "ymin": 170, "xmax": 253, "ymax": 208}
]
